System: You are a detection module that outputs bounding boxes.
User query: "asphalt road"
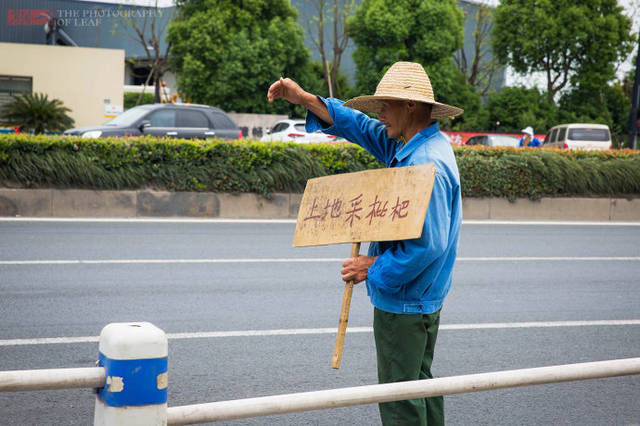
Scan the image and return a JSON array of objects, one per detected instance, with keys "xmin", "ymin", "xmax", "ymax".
[{"xmin": 0, "ymin": 219, "xmax": 639, "ymax": 425}]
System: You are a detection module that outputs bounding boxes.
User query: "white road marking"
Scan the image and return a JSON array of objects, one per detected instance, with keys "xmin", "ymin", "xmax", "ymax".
[
  {"xmin": 1, "ymin": 257, "xmax": 639, "ymax": 265},
  {"xmin": 0, "ymin": 217, "xmax": 639, "ymax": 226},
  {"xmin": 1, "ymin": 320, "xmax": 638, "ymax": 347}
]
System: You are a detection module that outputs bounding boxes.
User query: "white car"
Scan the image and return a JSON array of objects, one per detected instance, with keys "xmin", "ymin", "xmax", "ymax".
[
  {"xmin": 543, "ymin": 123, "xmax": 612, "ymax": 150},
  {"xmin": 260, "ymin": 119, "xmax": 343, "ymax": 143}
]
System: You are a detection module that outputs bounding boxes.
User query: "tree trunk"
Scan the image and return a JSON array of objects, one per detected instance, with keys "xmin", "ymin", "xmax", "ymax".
[{"xmin": 154, "ymin": 72, "xmax": 161, "ymax": 103}]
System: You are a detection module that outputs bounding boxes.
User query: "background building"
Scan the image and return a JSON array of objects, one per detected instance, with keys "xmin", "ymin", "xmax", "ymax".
[
  {"xmin": 0, "ymin": 42, "xmax": 123, "ymax": 127},
  {"xmin": 0, "ymin": 0, "xmax": 174, "ymax": 126}
]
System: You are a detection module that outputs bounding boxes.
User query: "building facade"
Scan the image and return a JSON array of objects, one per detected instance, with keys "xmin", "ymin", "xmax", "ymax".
[{"xmin": 0, "ymin": 42, "xmax": 123, "ymax": 127}]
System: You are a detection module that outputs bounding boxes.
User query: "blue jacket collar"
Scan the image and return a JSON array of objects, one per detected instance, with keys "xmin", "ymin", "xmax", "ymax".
[{"xmin": 393, "ymin": 122, "xmax": 440, "ymax": 163}]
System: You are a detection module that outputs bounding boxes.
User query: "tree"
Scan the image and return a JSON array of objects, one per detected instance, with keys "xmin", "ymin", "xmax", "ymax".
[
  {"xmin": 348, "ymin": 0, "xmax": 464, "ymax": 94},
  {"xmin": 492, "ymin": 0, "xmax": 634, "ymax": 100},
  {"xmin": 486, "ymin": 86, "xmax": 557, "ymax": 133},
  {"xmin": 2, "ymin": 93, "xmax": 74, "ymax": 134},
  {"xmin": 112, "ymin": 3, "xmax": 175, "ymax": 104},
  {"xmin": 303, "ymin": 0, "xmax": 356, "ymax": 98},
  {"xmin": 426, "ymin": 57, "xmax": 487, "ymax": 131},
  {"xmin": 558, "ymin": 84, "xmax": 630, "ymax": 138},
  {"xmin": 454, "ymin": 3, "xmax": 501, "ymax": 96},
  {"xmin": 167, "ymin": 0, "xmax": 318, "ymax": 115}
]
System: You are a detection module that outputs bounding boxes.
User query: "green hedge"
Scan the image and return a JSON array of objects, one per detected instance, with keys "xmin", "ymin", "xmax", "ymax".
[
  {"xmin": 457, "ymin": 146, "xmax": 640, "ymax": 199},
  {"xmin": 1, "ymin": 134, "xmax": 639, "ymax": 199}
]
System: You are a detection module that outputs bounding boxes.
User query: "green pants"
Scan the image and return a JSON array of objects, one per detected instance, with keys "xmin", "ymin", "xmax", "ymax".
[{"xmin": 373, "ymin": 307, "xmax": 444, "ymax": 426}]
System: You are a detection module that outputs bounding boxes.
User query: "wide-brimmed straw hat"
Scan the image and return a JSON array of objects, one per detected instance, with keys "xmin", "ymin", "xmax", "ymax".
[
  {"xmin": 344, "ymin": 61, "xmax": 463, "ymax": 119},
  {"xmin": 521, "ymin": 126, "xmax": 534, "ymax": 136}
]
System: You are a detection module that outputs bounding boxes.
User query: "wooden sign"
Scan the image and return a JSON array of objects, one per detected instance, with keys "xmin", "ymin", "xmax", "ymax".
[
  {"xmin": 294, "ymin": 163, "xmax": 436, "ymax": 247},
  {"xmin": 293, "ymin": 163, "xmax": 437, "ymax": 369}
]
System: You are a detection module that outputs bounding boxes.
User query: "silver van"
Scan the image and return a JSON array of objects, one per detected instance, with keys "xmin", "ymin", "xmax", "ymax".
[{"xmin": 543, "ymin": 123, "xmax": 612, "ymax": 150}]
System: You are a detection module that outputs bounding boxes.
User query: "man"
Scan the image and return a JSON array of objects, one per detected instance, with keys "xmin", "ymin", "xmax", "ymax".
[
  {"xmin": 267, "ymin": 61, "xmax": 462, "ymax": 426},
  {"xmin": 519, "ymin": 126, "xmax": 542, "ymax": 147}
]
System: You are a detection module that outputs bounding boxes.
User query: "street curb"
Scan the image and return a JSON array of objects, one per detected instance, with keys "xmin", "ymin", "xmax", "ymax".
[{"xmin": 0, "ymin": 188, "xmax": 638, "ymax": 221}]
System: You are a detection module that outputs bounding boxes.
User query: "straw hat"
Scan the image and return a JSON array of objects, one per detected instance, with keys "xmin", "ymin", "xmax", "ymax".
[
  {"xmin": 344, "ymin": 61, "xmax": 463, "ymax": 119},
  {"xmin": 521, "ymin": 126, "xmax": 534, "ymax": 136}
]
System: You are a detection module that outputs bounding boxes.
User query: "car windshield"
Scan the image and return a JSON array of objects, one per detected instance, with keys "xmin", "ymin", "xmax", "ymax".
[
  {"xmin": 568, "ymin": 128, "xmax": 609, "ymax": 141},
  {"xmin": 104, "ymin": 106, "xmax": 153, "ymax": 127},
  {"xmin": 294, "ymin": 123, "xmax": 306, "ymax": 132}
]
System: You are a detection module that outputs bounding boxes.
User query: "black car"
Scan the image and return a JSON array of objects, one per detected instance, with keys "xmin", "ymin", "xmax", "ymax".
[{"xmin": 64, "ymin": 103, "xmax": 241, "ymax": 140}]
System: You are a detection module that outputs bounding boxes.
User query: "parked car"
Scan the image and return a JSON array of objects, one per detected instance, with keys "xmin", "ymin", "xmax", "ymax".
[
  {"xmin": 465, "ymin": 134, "xmax": 520, "ymax": 147},
  {"xmin": 64, "ymin": 103, "xmax": 242, "ymax": 140},
  {"xmin": 543, "ymin": 123, "xmax": 612, "ymax": 150},
  {"xmin": 260, "ymin": 119, "xmax": 343, "ymax": 143}
]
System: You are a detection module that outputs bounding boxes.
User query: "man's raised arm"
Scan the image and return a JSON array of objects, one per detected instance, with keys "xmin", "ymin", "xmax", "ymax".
[{"xmin": 267, "ymin": 78, "xmax": 333, "ymax": 126}]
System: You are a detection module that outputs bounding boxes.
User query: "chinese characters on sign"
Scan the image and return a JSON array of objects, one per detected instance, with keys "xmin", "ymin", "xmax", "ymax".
[
  {"xmin": 293, "ymin": 163, "xmax": 436, "ymax": 247},
  {"xmin": 303, "ymin": 194, "xmax": 411, "ymax": 227}
]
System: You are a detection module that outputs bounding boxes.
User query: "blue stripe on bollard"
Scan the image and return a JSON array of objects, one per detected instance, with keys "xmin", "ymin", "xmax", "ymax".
[{"xmin": 97, "ymin": 352, "xmax": 168, "ymax": 407}]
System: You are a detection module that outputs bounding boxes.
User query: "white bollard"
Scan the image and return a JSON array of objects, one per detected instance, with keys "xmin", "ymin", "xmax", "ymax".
[{"xmin": 94, "ymin": 322, "xmax": 168, "ymax": 426}]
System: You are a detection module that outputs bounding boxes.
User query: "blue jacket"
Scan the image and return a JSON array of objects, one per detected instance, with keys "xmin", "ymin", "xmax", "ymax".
[
  {"xmin": 519, "ymin": 136, "xmax": 542, "ymax": 147},
  {"xmin": 306, "ymin": 97, "xmax": 462, "ymax": 314}
]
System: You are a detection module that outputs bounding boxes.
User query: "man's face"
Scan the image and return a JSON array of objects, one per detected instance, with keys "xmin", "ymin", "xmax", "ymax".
[{"xmin": 379, "ymin": 100, "xmax": 407, "ymax": 139}]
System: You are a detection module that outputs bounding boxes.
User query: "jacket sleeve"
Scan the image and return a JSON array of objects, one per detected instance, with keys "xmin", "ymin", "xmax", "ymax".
[
  {"xmin": 305, "ymin": 97, "xmax": 397, "ymax": 166},
  {"xmin": 366, "ymin": 173, "xmax": 452, "ymax": 293}
]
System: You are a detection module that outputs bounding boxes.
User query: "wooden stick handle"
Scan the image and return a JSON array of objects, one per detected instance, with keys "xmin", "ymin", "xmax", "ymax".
[{"xmin": 332, "ymin": 242, "xmax": 361, "ymax": 369}]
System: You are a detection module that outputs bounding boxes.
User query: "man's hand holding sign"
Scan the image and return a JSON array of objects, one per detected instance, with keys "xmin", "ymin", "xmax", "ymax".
[{"xmin": 268, "ymin": 62, "xmax": 463, "ymax": 426}]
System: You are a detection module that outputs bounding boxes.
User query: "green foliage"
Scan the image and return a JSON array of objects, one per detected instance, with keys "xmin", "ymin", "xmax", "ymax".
[
  {"xmin": 557, "ymin": 84, "xmax": 631, "ymax": 139},
  {"xmin": 348, "ymin": 0, "xmax": 464, "ymax": 94},
  {"xmin": 123, "ymin": 92, "xmax": 156, "ymax": 109},
  {"xmin": 428, "ymin": 58, "xmax": 488, "ymax": 131},
  {"xmin": 0, "ymin": 134, "xmax": 382, "ymax": 196},
  {"xmin": 492, "ymin": 0, "xmax": 634, "ymax": 99},
  {"xmin": 1, "ymin": 134, "xmax": 639, "ymax": 200},
  {"xmin": 167, "ymin": 0, "xmax": 321, "ymax": 116},
  {"xmin": 485, "ymin": 86, "xmax": 558, "ymax": 133},
  {"xmin": 456, "ymin": 146, "xmax": 640, "ymax": 200},
  {"xmin": 308, "ymin": 61, "xmax": 355, "ymax": 102},
  {"xmin": 1, "ymin": 93, "xmax": 75, "ymax": 134}
]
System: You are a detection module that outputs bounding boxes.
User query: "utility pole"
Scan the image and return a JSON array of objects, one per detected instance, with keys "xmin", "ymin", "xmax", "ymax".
[{"xmin": 628, "ymin": 34, "xmax": 640, "ymax": 150}]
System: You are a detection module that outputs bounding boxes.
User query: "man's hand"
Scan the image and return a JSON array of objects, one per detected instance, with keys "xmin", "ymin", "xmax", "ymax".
[
  {"xmin": 266, "ymin": 77, "xmax": 334, "ymax": 125},
  {"xmin": 267, "ymin": 78, "xmax": 307, "ymax": 105},
  {"xmin": 341, "ymin": 256, "xmax": 377, "ymax": 284}
]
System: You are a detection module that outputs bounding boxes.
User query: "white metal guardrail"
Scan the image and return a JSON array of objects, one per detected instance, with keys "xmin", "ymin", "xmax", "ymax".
[
  {"xmin": 166, "ymin": 357, "xmax": 640, "ymax": 425},
  {"xmin": 0, "ymin": 367, "xmax": 105, "ymax": 392},
  {"xmin": 1, "ymin": 322, "xmax": 639, "ymax": 425}
]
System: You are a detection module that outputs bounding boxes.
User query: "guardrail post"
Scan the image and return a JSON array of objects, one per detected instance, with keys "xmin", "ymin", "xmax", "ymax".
[{"xmin": 94, "ymin": 322, "xmax": 168, "ymax": 425}]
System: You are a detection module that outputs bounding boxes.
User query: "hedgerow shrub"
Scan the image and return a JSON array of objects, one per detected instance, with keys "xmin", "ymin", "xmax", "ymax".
[{"xmin": 1, "ymin": 134, "xmax": 639, "ymax": 199}]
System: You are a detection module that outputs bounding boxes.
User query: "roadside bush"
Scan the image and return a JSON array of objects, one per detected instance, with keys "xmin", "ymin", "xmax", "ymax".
[
  {"xmin": 455, "ymin": 146, "xmax": 640, "ymax": 200},
  {"xmin": 1, "ymin": 134, "xmax": 639, "ymax": 199}
]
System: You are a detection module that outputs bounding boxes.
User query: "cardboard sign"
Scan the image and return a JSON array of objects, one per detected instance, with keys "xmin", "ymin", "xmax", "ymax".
[{"xmin": 293, "ymin": 163, "xmax": 436, "ymax": 247}]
